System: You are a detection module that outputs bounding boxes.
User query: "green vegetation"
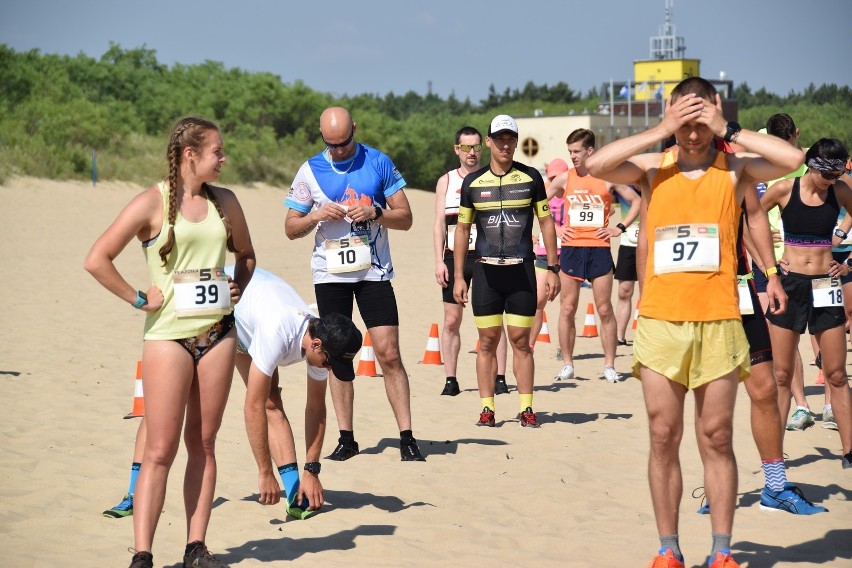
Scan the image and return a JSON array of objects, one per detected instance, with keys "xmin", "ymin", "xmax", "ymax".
[{"xmin": 2, "ymin": 45, "xmax": 850, "ymax": 188}]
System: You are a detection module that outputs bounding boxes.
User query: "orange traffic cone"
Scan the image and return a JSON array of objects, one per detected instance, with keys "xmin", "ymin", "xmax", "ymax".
[
  {"xmin": 632, "ymin": 299, "xmax": 641, "ymax": 330},
  {"xmin": 421, "ymin": 323, "xmax": 443, "ymax": 365},
  {"xmin": 815, "ymin": 370, "xmax": 825, "ymax": 385},
  {"xmin": 470, "ymin": 339, "xmax": 480, "ymax": 354},
  {"xmin": 581, "ymin": 303, "xmax": 598, "ymax": 338},
  {"xmin": 124, "ymin": 360, "xmax": 144, "ymax": 419},
  {"xmin": 356, "ymin": 332, "xmax": 381, "ymax": 377},
  {"xmin": 537, "ymin": 312, "xmax": 551, "ymax": 343}
]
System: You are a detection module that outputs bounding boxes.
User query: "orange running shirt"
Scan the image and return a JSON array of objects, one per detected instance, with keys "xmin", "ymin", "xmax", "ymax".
[
  {"xmin": 562, "ymin": 169, "xmax": 612, "ymax": 248},
  {"xmin": 641, "ymin": 148, "xmax": 741, "ymax": 322}
]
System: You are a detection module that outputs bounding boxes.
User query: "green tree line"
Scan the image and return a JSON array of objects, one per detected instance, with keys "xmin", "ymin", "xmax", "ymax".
[{"xmin": 1, "ymin": 44, "xmax": 850, "ymax": 189}]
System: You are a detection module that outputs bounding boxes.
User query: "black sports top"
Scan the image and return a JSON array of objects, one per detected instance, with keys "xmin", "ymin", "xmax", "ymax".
[
  {"xmin": 781, "ymin": 177, "xmax": 838, "ymax": 248},
  {"xmin": 457, "ymin": 161, "xmax": 550, "ymax": 260}
]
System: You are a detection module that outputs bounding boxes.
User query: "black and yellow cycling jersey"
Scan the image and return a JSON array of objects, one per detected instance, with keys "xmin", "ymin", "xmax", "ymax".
[{"xmin": 458, "ymin": 161, "xmax": 550, "ymax": 261}]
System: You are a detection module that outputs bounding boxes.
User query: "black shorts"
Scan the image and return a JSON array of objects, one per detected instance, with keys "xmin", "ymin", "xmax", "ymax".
[
  {"xmin": 833, "ymin": 251, "xmax": 852, "ymax": 285},
  {"xmin": 614, "ymin": 245, "xmax": 638, "ymax": 282},
  {"xmin": 560, "ymin": 246, "xmax": 614, "ymax": 282},
  {"xmin": 765, "ymin": 271, "xmax": 845, "ymax": 334},
  {"xmin": 740, "ymin": 279, "xmax": 772, "ymax": 365},
  {"xmin": 471, "ymin": 260, "xmax": 536, "ymax": 328},
  {"xmin": 315, "ymin": 280, "xmax": 399, "ymax": 328},
  {"xmin": 443, "ymin": 251, "xmax": 475, "ymax": 304}
]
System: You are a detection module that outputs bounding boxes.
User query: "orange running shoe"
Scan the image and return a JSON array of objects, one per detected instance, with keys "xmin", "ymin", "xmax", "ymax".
[
  {"xmin": 708, "ymin": 550, "xmax": 740, "ymax": 567},
  {"xmin": 648, "ymin": 548, "xmax": 685, "ymax": 568}
]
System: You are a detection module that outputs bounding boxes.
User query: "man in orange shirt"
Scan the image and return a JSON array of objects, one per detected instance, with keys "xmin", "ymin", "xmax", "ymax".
[
  {"xmin": 548, "ymin": 129, "xmax": 639, "ymax": 384},
  {"xmin": 586, "ymin": 77, "xmax": 801, "ymax": 568}
]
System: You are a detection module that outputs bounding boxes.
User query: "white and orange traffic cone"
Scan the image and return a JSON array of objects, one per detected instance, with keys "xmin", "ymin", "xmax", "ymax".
[
  {"xmin": 632, "ymin": 299, "xmax": 641, "ymax": 330},
  {"xmin": 537, "ymin": 312, "xmax": 551, "ymax": 343},
  {"xmin": 581, "ymin": 303, "xmax": 598, "ymax": 338},
  {"xmin": 421, "ymin": 323, "xmax": 443, "ymax": 365},
  {"xmin": 356, "ymin": 331, "xmax": 381, "ymax": 377},
  {"xmin": 124, "ymin": 360, "xmax": 144, "ymax": 419}
]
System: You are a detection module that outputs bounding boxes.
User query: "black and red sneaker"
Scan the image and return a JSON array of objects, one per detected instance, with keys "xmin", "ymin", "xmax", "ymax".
[
  {"xmin": 518, "ymin": 407, "xmax": 540, "ymax": 428},
  {"xmin": 477, "ymin": 407, "xmax": 496, "ymax": 427}
]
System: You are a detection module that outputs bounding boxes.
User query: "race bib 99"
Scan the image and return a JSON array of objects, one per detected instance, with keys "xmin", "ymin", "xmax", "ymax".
[{"xmin": 568, "ymin": 202, "xmax": 604, "ymax": 227}]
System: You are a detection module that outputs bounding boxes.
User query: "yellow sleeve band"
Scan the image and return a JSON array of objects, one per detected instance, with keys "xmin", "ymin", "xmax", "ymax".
[
  {"xmin": 534, "ymin": 199, "xmax": 551, "ymax": 218},
  {"xmin": 458, "ymin": 206, "xmax": 474, "ymax": 224}
]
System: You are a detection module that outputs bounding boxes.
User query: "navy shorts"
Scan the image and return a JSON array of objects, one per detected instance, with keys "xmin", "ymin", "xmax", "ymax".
[
  {"xmin": 315, "ymin": 280, "xmax": 399, "ymax": 328},
  {"xmin": 443, "ymin": 251, "xmax": 475, "ymax": 304},
  {"xmin": 559, "ymin": 246, "xmax": 614, "ymax": 282}
]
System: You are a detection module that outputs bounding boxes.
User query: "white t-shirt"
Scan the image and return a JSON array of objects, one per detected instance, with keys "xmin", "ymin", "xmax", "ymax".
[{"xmin": 225, "ymin": 266, "xmax": 327, "ymax": 380}]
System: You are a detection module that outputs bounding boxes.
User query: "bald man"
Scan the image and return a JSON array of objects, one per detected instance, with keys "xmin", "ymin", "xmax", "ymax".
[{"xmin": 284, "ymin": 107, "xmax": 425, "ymax": 462}]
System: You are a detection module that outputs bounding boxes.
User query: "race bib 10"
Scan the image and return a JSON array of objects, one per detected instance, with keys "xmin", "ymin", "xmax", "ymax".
[{"xmin": 326, "ymin": 235, "xmax": 371, "ymax": 273}]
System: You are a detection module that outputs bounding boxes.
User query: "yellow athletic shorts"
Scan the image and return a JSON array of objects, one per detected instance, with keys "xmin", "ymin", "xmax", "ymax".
[{"xmin": 632, "ymin": 317, "xmax": 750, "ymax": 390}]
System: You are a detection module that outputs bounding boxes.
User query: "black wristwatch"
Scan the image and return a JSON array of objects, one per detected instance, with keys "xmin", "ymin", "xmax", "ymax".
[
  {"xmin": 844, "ymin": 257, "xmax": 852, "ymax": 269},
  {"xmin": 724, "ymin": 121, "xmax": 741, "ymax": 143},
  {"xmin": 834, "ymin": 227, "xmax": 847, "ymax": 239},
  {"xmin": 616, "ymin": 223, "xmax": 627, "ymax": 233},
  {"xmin": 303, "ymin": 461, "xmax": 321, "ymax": 475},
  {"xmin": 373, "ymin": 206, "xmax": 384, "ymax": 220},
  {"xmin": 546, "ymin": 264, "xmax": 560, "ymax": 274}
]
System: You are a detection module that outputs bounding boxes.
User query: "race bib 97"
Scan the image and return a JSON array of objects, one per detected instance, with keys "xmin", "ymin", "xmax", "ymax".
[
  {"xmin": 654, "ymin": 224, "xmax": 720, "ymax": 274},
  {"xmin": 173, "ymin": 268, "xmax": 230, "ymax": 317}
]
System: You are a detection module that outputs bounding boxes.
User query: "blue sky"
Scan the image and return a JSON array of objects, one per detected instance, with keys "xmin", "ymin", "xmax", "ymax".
[{"xmin": 3, "ymin": 0, "xmax": 850, "ymax": 102}]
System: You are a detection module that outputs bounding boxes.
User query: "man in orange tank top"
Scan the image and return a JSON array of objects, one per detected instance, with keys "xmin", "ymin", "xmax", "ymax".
[
  {"xmin": 586, "ymin": 77, "xmax": 802, "ymax": 568},
  {"xmin": 548, "ymin": 129, "xmax": 639, "ymax": 384}
]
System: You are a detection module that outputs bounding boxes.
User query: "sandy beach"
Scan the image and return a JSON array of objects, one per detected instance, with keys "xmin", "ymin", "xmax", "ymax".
[{"xmin": 0, "ymin": 176, "xmax": 849, "ymax": 567}]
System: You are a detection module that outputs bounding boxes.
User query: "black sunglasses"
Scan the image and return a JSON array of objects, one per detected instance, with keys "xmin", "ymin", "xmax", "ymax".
[
  {"xmin": 819, "ymin": 170, "xmax": 845, "ymax": 181},
  {"xmin": 323, "ymin": 128, "xmax": 355, "ymax": 149}
]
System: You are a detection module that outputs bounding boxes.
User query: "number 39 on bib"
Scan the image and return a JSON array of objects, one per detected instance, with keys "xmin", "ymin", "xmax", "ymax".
[
  {"xmin": 654, "ymin": 224, "xmax": 720, "ymax": 274},
  {"xmin": 173, "ymin": 268, "xmax": 231, "ymax": 317}
]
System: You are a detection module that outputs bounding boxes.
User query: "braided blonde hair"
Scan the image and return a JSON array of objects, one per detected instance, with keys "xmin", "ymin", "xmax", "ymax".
[{"xmin": 158, "ymin": 117, "xmax": 236, "ymax": 265}]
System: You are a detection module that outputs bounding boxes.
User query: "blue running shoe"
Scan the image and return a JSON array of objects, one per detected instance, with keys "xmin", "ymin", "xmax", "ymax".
[
  {"xmin": 759, "ymin": 484, "xmax": 827, "ymax": 514},
  {"xmin": 103, "ymin": 494, "xmax": 133, "ymax": 518}
]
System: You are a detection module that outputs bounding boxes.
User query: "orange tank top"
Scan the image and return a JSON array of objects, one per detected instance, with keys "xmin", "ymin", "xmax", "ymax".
[
  {"xmin": 641, "ymin": 148, "xmax": 741, "ymax": 322},
  {"xmin": 562, "ymin": 169, "xmax": 612, "ymax": 248}
]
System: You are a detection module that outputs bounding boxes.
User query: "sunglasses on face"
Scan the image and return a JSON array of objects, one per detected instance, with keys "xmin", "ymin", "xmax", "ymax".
[
  {"xmin": 820, "ymin": 170, "xmax": 845, "ymax": 181},
  {"xmin": 323, "ymin": 128, "xmax": 354, "ymax": 149},
  {"xmin": 456, "ymin": 144, "xmax": 483, "ymax": 153}
]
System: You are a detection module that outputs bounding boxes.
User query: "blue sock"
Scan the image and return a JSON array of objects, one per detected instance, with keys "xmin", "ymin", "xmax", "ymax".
[
  {"xmin": 278, "ymin": 463, "xmax": 307, "ymax": 507},
  {"xmin": 128, "ymin": 462, "xmax": 141, "ymax": 495},
  {"xmin": 761, "ymin": 458, "xmax": 787, "ymax": 492}
]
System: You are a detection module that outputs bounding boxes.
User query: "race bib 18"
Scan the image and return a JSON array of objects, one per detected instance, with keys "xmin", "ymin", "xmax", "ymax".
[{"xmin": 812, "ymin": 277, "xmax": 842, "ymax": 308}]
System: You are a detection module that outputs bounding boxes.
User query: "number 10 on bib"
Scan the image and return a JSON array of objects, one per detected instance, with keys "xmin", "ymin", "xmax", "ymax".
[{"xmin": 654, "ymin": 224, "xmax": 720, "ymax": 274}]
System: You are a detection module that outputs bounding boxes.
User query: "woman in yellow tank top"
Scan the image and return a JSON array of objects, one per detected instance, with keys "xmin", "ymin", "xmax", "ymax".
[{"xmin": 85, "ymin": 117, "xmax": 256, "ymax": 568}]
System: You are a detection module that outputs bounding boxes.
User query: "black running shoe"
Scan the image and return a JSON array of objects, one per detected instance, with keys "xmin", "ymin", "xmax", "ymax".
[
  {"xmin": 617, "ymin": 338, "xmax": 629, "ymax": 346},
  {"xmin": 129, "ymin": 551, "xmax": 153, "ymax": 568},
  {"xmin": 326, "ymin": 437, "xmax": 360, "ymax": 461},
  {"xmin": 494, "ymin": 376, "xmax": 510, "ymax": 395},
  {"xmin": 440, "ymin": 378, "xmax": 460, "ymax": 396},
  {"xmin": 400, "ymin": 437, "xmax": 426, "ymax": 461},
  {"xmin": 183, "ymin": 541, "xmax": 227, "ymax": 567}
]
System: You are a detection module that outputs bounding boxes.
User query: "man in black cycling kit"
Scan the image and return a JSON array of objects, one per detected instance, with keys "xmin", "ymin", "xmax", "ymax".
[{"xmin": 453, "ymin": 115, "xmax": 560, "ymax": 428}]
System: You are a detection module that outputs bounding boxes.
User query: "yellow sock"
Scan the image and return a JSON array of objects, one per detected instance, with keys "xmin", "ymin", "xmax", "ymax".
[
  {"xmin": 519, "ymin": 393, "xmax": 533, "ymax": 412},
  {"xmin": 480, "ymin": 397, "xmax": 495, "ymax": 411}
]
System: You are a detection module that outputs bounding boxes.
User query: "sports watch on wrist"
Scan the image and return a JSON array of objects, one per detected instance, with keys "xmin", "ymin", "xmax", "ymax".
[
  {"xmin": 844, "ymin": 257, "xmax": 852, "ymax": 269},
  {"xmin": 834, "ymin": 227, "xmax": 847, "ymax": 239},
  {"xmin": 616, "ymin": 223, "xmax": 627, "ymax": 233},
  {"xmin": 546, "ymin": 264, "xmax": 560, "ymax": 274},
  {"xmin": 132, "ymin": 291, "xmax": 148, "ymax": 309},
  {"xmin": 373, "ymin": 206, "xmax": 384, "ymax": 220},
  {"xmin": 724, "ymin": 121, "xmax": 741, "ymax": 143},
  {"xmin": 303, "ymin": 461, "xmax": 321, "ymax": 475}
]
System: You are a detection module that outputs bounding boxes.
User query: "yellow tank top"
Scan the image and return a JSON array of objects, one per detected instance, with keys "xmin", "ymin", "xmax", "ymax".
[
  {"xmin": 641, "ymin": 149, "xmax": 740, "ymax": 322},
  {"xmin": 142, "ymin": 182, "xmax": 230, "ymax": 340}
]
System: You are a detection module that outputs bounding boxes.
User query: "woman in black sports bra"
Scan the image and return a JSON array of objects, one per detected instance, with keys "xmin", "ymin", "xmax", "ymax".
[{"xmin": 760, "ymin": 138, "xmax": 852, "ymax": 469}]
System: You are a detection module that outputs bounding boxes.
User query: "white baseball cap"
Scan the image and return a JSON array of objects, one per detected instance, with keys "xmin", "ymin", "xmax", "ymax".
[{"xmin": 489, "ymin": 114, "xmax": 518, "ymax": 137}]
